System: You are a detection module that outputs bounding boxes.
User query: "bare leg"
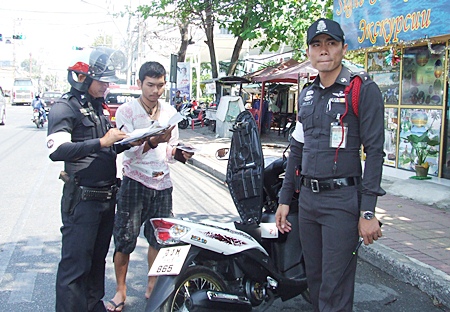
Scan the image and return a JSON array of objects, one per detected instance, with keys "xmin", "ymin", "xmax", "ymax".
[
  {"xmin": 106, "ymin": 251, "xmax": 130, "ymax": 311},
  {"xmin": 145, "ymin": 246, "xmax": 159, "ymax": 299}
]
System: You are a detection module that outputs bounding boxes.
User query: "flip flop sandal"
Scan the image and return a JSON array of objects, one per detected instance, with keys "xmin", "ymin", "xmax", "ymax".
[{"xmin": 106, "ymin": 300, "xmax": 125, "ymax": 311}]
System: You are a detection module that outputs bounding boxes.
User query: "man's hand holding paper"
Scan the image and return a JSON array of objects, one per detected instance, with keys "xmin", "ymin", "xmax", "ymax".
[{"xmin": 115, "ymin": 112, "xmax": 184, "ymax": 145}]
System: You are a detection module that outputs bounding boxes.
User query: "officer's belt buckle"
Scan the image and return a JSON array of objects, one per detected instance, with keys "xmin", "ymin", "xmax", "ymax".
[{"xmin": 311, "ymin": 179, "xmax": 320, "ymax": 193}]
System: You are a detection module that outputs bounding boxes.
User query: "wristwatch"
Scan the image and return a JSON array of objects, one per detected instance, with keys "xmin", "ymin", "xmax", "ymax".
[{"xmin": 361, "ymin": 211, "xmax": 375, "ymax": 220}]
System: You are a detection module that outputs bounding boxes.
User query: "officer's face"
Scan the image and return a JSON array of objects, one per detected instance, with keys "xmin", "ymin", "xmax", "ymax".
[
  {"xmin": 306, "ymin": 34, "xmax": 347, "ymax": 75},
  {"xmin": 88, "ymin": 79, "xmax": 109, "ymax": 99},
  {"xmin": 138, "ymin": 76, "xmax": 166, "ymax": 105}
]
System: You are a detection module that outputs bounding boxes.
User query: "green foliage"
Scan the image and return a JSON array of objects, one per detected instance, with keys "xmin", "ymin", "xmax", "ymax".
[
  {"xmin": 257, "ymin": 60, "xmax": 278, "ymax": 71},
  {"xmin": 20, "ymin": 58, "xmax": 41, "ymax": 79},
  {"xmin": 134, "ymin": 0, "xmax": 334, "ymax": 76},
  {"xmin": 192, "ymin": 62, "xmax": 213, "ymax": 98},
  {"xmin": 345, "ymin": 50, "xmax": 366, "ymax": 67},
  {"xmin": 401, "ymin": 130, "xmax": 439, "ymax": 165}
]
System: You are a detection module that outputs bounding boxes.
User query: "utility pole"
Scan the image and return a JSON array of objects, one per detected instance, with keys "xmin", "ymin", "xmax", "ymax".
[
  {"xmin": 12, "ymin": 19, "xmax": 18, "ymax": 80},
  {"xmin": 29, "ymin": 53, "xmax": 32, "ymax": 77}
]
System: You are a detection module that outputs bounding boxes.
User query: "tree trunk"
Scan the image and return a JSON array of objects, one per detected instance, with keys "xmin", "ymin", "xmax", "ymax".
[
  {"xmin": 227, "ymin": 35, "xmax": 244, "ymax": 76},
  {"xmin": 204, "ymin": 4, "xmax": 218, "ymax": 78},
  {"xmin": 177, "ymin": 20, "xmax": 190, "ymax": 62}
]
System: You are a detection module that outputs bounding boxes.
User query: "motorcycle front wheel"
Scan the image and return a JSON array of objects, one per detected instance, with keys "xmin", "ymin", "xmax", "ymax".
[
  {"xmin": 178, "ymin": 119, "xmax": 189, "ymax": 129},
  {"xmin": 161, "ymin": 265, "xmax": 227, "ymax": 312}
]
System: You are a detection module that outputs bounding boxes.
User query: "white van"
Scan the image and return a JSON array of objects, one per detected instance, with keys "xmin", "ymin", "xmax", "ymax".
[{"xmin": 12, "ymin": 78, "xmax": 36, "ymax": 105}]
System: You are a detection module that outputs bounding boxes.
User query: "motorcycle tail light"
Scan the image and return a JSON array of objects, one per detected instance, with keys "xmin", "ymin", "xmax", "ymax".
[{"xmin": 151, "ymin": 219, "xmax": 190, "ymax": 245}]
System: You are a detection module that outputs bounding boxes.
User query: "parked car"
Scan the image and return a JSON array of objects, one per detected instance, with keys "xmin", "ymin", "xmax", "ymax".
[
  {"xmin": 0, "ymin": 85, "xmax": 7, "ymax": 125},
  {"xmin": 41, "ymin": 91, "xmax": 62, "ymax": 112},
  {"xmin": 105, "ymin": 86, "xmax": 141, "ymax": 127}
]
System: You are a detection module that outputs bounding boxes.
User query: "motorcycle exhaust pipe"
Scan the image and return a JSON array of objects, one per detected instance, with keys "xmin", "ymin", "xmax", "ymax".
[{"xmin": 185, "ymin": 290, "xmax": 252, "ymax": 312}]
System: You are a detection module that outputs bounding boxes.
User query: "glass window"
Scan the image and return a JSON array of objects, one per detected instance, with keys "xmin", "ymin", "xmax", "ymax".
[
  {"xmin": 367, "ymin": 51, "xmax": 400, "ymax": 105},
  {"xmin": 401, "ymin": 44, "xmax": 445, "ymax": 105}
]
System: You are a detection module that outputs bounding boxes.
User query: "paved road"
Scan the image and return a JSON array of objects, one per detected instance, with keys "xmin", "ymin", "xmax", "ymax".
[{"xmin": 0, "ymin": 105, "xmax": 447, "ymax": 311}]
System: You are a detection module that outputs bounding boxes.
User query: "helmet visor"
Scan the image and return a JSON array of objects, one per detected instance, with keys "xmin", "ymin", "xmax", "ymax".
[{"xmin": 88, "ymin": 47, "xmax": 126, "ymax": 83}]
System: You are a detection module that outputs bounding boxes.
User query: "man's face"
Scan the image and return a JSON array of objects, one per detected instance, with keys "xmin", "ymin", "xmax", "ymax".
[
  {"xmin": 88, "ymin": 79, "xmax": 109, "ymax": 98},
  {"xmin": 138, "ymin": 75, "xmax": 166, "ymax": 105},
  {"xmin": 306, "ymin": 34, "xmax": 347, "ymax": 74}
]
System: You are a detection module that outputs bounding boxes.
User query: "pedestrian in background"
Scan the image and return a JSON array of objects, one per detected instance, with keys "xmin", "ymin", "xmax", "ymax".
[
  {"xmin": 46, "ymin": 47, "xmax": 128, "ymax": 312},
  {"xmin": 107, "ymin": 61, "xmax": 193, "ymax": 312},
  {"xmin": 276, "ymin": 18, "xmax": 385, "ymax": 312},
  {"xmin": 173, "ymin": 90, "xmax": 183, "ymax": 111}
]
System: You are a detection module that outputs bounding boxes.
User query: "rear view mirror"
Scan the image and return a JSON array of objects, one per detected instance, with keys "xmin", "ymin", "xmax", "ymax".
[{"xmin": 215, "ymin": 148, "xmax": 229, "ymax": 160}]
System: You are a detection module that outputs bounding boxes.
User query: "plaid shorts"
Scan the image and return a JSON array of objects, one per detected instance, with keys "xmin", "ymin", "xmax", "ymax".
[{"xmin": 113, "ymin": 177, "xmax": 173, "ymax": 254}]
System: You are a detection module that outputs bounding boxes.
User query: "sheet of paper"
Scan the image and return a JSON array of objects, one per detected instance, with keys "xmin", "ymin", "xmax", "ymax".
[
  {"xmin": 114, "ymin": 113, "xmax": 185, "ymax": 145},
  {"xmin": 176, "ymin": 145, "xmax": 200, "ymax": 153},
  {"xmin": 115, "ymin": 126, "xmax": 167, "ymax": 145},
  {"xmin": 165, "ymin": 112, "xmax": 185, "ymax": 127}
]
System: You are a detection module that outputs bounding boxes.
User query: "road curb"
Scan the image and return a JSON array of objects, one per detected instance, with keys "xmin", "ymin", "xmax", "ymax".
[
  {"xmin": 189, "ymin": 157, "xmax": 226, "ymax": 182},
  {"xmin": 358, "ymin": 241, "xmax": 450, "ymax": 307}
]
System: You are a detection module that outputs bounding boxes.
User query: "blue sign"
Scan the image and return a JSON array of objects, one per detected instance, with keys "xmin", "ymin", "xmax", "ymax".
[{"xmin": 334, "ymin": 0, "xmax": 450, "ymax": 50}]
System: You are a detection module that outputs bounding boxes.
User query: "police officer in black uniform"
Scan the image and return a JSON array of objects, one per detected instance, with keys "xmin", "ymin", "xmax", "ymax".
[
  {"xmin": 276, "ymin": 19, "xmax": 385, "ymax": 311},
  {"xmin": 46, "ymin": 47, "xmax": 128, "ymax": 312}
]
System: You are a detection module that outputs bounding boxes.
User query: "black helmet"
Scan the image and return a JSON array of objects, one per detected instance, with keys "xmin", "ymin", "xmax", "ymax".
[{"xmin": 68, "ymin": 47, "xmax": 126, "ymax": 91}]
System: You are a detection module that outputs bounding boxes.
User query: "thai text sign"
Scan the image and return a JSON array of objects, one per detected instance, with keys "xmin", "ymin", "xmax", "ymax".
[{"xmin": 334, "ymin": 0, "xmax": 449, "ymax": 50}]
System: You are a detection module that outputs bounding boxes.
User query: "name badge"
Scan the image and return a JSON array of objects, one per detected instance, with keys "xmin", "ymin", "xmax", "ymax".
[{"xmin": 330, "ymin": 123, "xmax": 348, "ymax": 148}]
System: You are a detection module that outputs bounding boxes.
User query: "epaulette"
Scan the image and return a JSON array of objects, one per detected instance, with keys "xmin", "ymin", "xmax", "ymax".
[{"xmin": 352, "ymin": 71, "xmax": 371, "ymax": 84}]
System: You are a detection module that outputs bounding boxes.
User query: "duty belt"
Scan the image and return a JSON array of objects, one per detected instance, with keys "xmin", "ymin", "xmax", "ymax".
[
  {"xmin": 80, "ymin": 185, "xmax": 118, "ymax": 201},
  {"xmin": 302, "ymin": 177, "xmax": 361, "ymax": 193}
]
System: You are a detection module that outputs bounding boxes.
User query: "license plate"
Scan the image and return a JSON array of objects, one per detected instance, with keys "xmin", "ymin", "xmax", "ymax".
[
  {"xmin": 148, "ymin": 245, "xmax": 191, "ymax": 276},
  {"xmin": 260, "ymin": 223, "xmax": 278, "ymax": 238}
]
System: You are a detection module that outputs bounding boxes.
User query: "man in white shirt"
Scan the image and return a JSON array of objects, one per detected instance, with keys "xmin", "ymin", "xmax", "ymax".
[{"xmin": 106, "ymin": 61, "xmax": 193, "ymax": 312}]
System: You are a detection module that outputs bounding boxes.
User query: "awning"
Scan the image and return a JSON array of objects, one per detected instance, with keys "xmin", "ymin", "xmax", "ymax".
[{"xmin": 247, "ymin": 59, "xmax": 318, "ymax": 84}]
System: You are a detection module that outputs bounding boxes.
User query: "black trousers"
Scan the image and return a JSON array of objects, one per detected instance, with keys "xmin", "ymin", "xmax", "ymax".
[
  {"xmin": 56, "ymin": 197, "xmax": 115, "ymax": 312},
  {"xmin": 298, "ymin": 185, "xmax": 360, "ymax": 312}
]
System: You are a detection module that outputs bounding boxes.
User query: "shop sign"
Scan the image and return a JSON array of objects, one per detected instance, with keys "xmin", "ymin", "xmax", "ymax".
[
  {"xmin": 205, "ymin": 82, "xmax": 216, "ymax": 94},
  {"xmin": 334, "ymin": 0, "xmax": 450, "ymax": 50}
]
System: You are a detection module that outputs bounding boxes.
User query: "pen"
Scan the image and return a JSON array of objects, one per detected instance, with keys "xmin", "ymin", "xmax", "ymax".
[{"xmin": 119, "ymin": 125, "xmax": 124, "ymax": 131}]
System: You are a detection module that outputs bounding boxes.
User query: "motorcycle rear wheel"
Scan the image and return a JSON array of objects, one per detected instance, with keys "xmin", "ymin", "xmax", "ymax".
[{"xmin": 161, "ymin": 265, "xmax": 227, "ymax": 312}]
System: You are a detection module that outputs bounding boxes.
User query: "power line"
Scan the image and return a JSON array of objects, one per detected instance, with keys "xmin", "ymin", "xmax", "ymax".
[{"xmin": 0, "ymin": 8, "xmax": 101, "ymax": 14}]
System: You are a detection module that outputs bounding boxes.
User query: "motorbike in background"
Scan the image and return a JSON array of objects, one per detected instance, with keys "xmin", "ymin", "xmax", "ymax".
[
  {"xmin": 282, "ymin": 116, "xmax": 296, "ymax": 142},
  {"xmin": 32, "ymin": 108, "xmax": 45, "ymax": 128},
  {"xmin": 178, "ymin": 102, "xmax": 207, "ymax": 130},
  {"xmin": 145, "ymin": 110, "xmax": 309, "ymax": 312}
]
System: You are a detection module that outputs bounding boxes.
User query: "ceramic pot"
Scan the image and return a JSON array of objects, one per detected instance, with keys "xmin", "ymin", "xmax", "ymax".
[{"xmin": 415, "ymin": 165, "xmax": 429, "ymax": 177}]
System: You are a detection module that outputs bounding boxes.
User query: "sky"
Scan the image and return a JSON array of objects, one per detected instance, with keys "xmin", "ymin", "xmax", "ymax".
[{"xmin": 0, "ymin": 0, "xmax": 140, "ymax": 72}]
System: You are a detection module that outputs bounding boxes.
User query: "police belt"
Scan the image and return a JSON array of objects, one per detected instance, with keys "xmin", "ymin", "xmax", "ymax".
[
  {"xmin": 79, "ymin": 184, "xmax": 118, "ymax": 201},
  {"xmin": 302, "ymin": 177, "xmax": 361, "ymax": 193}
]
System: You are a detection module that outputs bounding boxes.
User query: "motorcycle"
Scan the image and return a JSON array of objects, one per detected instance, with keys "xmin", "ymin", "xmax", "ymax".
[
  {"xmin": 178, "ymin": 103, "xmax": 207, "ymax": 130},
  {"xmin": 32, "ymin": 108, "xmax": 45, "ymax": 128},
  {"xmin": 146, "ymin": 110, "xmax": 309, "ymax": 312}
]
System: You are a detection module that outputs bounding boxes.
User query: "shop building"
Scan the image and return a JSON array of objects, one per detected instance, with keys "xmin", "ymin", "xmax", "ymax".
[{"xmin": 336, "ymin": 0, "xmax": 450, "ymax": 179}]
